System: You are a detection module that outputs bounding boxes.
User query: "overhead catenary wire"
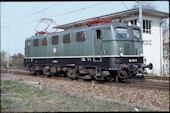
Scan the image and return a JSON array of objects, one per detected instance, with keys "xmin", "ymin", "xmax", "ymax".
[
  {"xmin": 3, "ymin": 2, "xmax": 63, "ymax": 26},
  {"xmin": 121, "ymin": 1, "xmax": 135, "ymax": 17},
  {"xmin": 4, "ymin": 2, "xmax": 133, "ymax": 30},
  {"xmin": 1, "ymin": 2, "xmax": 141, "ymax": 31},
  {"xmin": 2, "ymin": 2, "xmax": 45, "ymax": 25},
  {"xmin": 1, "ymin": 2, "xmax": 64, "ymax": 32},
  {"xmin": 2, "ymin": 2, "xmax": 169, "ymax": 30},
  {"xmin": 6, "ymin": 1, "xmax": 167, "ymax": 33},
  {"xmin": 50, "ymin": 2, "xmax": 108, "ymax": 18},
  {"xmin": 11, "ymin": 21, "xmax": 37, "ymax": 32},
  {"xmin": 8, "ymin": 2, "xmax": 136, "ymax": 33},
  {"xmin": 7, "ymin": 2, "xmax": 109, "ymax": 30}
]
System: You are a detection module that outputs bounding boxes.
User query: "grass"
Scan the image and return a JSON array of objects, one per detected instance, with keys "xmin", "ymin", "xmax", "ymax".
[{"xmin": 1, "ymin": 79, "xmax": 153, "ymax": 112}]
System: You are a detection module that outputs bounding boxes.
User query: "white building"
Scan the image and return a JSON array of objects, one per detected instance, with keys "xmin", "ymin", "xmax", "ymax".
[
  {"xmin": 92, "ymin": 8, "xmax": 169, "ymax": 76},
  {"xmin": 123, "ymin": 9, "xmax": 169, "ymax": 76}
]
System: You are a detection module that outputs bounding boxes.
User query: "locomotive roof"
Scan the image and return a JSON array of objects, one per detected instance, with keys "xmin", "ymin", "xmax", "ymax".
[
  {"xmin": 26, "ymin": 22, "xmax": 111, "ymax": 40},
  {"xmin": 26, "ymin": 22, "xmax": 140, "ymax": 40}
]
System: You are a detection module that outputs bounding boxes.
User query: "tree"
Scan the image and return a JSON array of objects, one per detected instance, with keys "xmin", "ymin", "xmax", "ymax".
[
  {"xmin": 11, "ymin": 53, "xmax": 17, "ymax": 66},
  {"xmin": 162, "ymin": 21, "xmax": 169, "ymax": 35},
  {"xmin": 0, "ymin": 51, "xmax": 11, "ymax": 67},
  {"xmin": 1, "ymin": 51, "xmax": 7, "ymax": 67},
  {"xmin": 132, "ymin": 1, "xmax": 157, "ymax": 10},
  {"xmin": 163, "ymin": 31, "xmax": 169, "ymax": 59},
  {"xmin": 16, "ymin": 53, "xmax": 24, "ymax": 68},
  {"xmin": 11, "ymin": 52, "xmax": 24, "ymax": 68}
]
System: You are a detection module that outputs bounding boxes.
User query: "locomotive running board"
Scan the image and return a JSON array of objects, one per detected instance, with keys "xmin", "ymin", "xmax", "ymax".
[{"xmin": 24, "ymin": 55, "xmax": 143, "ymax": 59}]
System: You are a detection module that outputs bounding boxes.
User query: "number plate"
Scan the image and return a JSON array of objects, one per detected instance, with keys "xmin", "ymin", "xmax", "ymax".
[{"xmin": 129, "ymin": 59, "xmax": 137, "ymax": 62}]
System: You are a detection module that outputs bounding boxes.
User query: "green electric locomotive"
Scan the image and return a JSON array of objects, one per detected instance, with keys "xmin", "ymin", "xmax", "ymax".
[{"xmin": 24, "ymin": 17, "xmax": 153, "ymax": 82}]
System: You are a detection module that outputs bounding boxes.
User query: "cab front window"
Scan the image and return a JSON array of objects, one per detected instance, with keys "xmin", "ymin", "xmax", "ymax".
[
  {"xmin": 116, "ymin": 28, "xmax": 129, "ymax": 38},
  {"xmin": 132, "ymin": 29, "xmax": 141, "ymax": 39}
]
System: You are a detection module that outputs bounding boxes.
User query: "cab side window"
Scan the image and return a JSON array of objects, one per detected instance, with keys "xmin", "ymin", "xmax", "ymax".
[
  {"xmin": 52, "ymin": 35, "xmax": 59, "ymax": 45},
  {"xmin": 63, "ymin": 33, "xmax": 71, "ymax": 43},
  {"xmin": 76, "ymin": 31, "xmax": 86, "ymax": 42},
  {"xmin": 33, "ymin": 39, "xmax": 39, "ymax": 47},
  {"xmin": 26, "ymin": 40, "xmax": 30, "ymax": 46},
  {"xmin": 42, "ymin": 37, "xmax": 48, "ymax": 46},
  {"xmin": 96, "ymin": 29, "xmax": 101, "ymax": 39}
]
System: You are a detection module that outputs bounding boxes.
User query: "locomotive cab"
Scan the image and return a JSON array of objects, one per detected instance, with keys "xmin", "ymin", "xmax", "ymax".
[{"xmin": 107, "ymin": 23, "xmax": 153, "ymax": 81}]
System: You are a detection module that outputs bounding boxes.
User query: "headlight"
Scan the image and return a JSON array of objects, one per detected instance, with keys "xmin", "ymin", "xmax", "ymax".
[
  {"xmin": 128, "ymin": 21, "xmax": 132, "ymax": 26},
  {"xmin": 140, "ymin": 48, "xmax": 143, "ymax": 56},
  {"xmin": 120, "ymin": 53, "xmax": 124, "ymax": 56},
  {"xmin": 120, "ymin": 47, "xmax": 124, "ymax": 53},
  {"xmin": 140, "ymin": 48, "xmax": 143, "ymax": 53}
]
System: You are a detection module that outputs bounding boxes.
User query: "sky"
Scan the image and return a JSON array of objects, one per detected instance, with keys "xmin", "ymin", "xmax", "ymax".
[{"xmin": 0, "ymin": 1, "xmax": 169, "ymax": 56}]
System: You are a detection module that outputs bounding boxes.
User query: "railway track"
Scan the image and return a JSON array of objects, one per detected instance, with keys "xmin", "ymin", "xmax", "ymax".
[
  {"xmin": 1, "ymin": 67, "xmax": 169, "ymax": 81},
  {"xmin": 123, "ymin": 80, "xmax": 169, "ymax": 91},
  {"xmin": 145, "ymin": 76, "xmax": 169, "ymax": 81},
  {"xmin": 1, "ymin": 68, "xmax": 169, "ymax": 91}
]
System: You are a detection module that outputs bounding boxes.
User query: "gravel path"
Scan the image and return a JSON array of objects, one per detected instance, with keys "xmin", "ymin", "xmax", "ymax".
[{"xmin": 1, "ymin": 73, "xmax": 169, "ymax": 111}]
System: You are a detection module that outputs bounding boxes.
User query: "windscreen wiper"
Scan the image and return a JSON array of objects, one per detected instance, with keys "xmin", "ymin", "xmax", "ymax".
[{"xmin": 117, "ymin": 33, "xmax": 124, "ymax": 38}]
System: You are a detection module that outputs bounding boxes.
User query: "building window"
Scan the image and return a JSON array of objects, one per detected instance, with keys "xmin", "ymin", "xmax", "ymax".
[
  {"xmin": 52, "ymin": 35, "xmax": 58, "ymax": 45},
  {"xmin": 42, "ymin": 37, "xmax": 48, "ymax": 46},
  {"xmin": 143, "ymin": 20, "xmax": 151, "ymax": 33},
  {"xmin": 33, "ymin": 39, "xmax": 39, "ymax": 47},
  {"xmin": 76, "ymin": 31, "xmax": 86, "ymax": 42},
  {"xmin": 63, "ymin": 33, "xmax": 71, "ymax": 43},
  {"xmin": 96, "ymin": 30, "xmax": 101, "ymax": 39},
  {"xmin": 130, "ymin": 19, "xmax": 137, "ymax": 25}
]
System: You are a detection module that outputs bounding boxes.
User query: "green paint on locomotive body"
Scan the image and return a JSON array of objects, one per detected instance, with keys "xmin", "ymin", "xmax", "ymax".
[{"xmin": 25, "ymin": 22, "xmax": 143, "ymax": 58}]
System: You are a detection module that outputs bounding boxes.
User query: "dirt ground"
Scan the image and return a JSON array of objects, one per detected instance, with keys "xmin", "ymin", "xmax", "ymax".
[{"xmin": 1, "ymin": 73, "xmax": 169, "ymax": 111}]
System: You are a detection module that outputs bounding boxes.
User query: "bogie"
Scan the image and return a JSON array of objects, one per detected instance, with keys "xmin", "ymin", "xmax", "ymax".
[{"xmin": 29, "ymin": 66, "xmax": 37, "ymax": 76}]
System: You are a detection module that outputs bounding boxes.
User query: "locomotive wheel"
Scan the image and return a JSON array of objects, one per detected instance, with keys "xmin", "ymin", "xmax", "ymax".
[
  {"xmin": 115, "ymin": 75, "xmax": 122, "ymax": 83},
  {"xmin": 116, "ymin": 70, "xmax": 127, "ymax": 83},
  {"xmin": 29, "ymin": 66, "xmax": 37, "ymax": 76},
  {"xmin": 67, "ymin": 68, "xmax": 78, "ymax": 80},
  {"xmin": 117, "ymin": 70, "xmax": 127, "ymax": 79},
  {"xmin": 58, "ymin": 71, "xmax": 66, "ymax": 77},
  {"xmin": 37, "ymin": 70, "xmax": 44, "ymax": 75},
  {"xmin": 107, "ymin": 75, "xmax": 114, "ymax": 82},
  {"xmin": 43, "ymin": 67, "xmax": 51, "ymax": 77},
  {"xmin": 95, "ymin": 75, "xmax": 105, "ymax": 83}
]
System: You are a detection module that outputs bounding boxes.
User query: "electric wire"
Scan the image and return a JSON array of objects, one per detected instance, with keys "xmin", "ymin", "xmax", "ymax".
[
  {"xmin": 50, "ymin": 2, "xmax": 107, "ymax": 18},
  {"xmin": 121, "ymin": 1, "xmax": 135, "ymax": 16},
  {"xmin": 4, "ymin": 2, "xmax": 168, "ymax": 33},
  {"xmin": 3, "ymin": 2, "xmax": 63, "ymax": 26},
  {"xmin": 6, "ymin": 2, "xmax": 109, "ymax": 30},
  {"xmin": 3, "ymin": 2, "xmax": 45, "ymax": 25}
]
